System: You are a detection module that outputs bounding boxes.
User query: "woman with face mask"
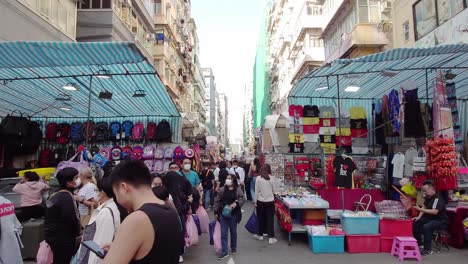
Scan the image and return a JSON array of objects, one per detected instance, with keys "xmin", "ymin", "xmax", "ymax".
[
  {"xmin": 44, "ymin": 167, "xmax": 82, "ymax": 264},
  {"xmin": 214, "ymin": 174, "xmax": 245, "ymax": 260},
  {"xmin": 74, "ymin": 168, "xmax": 99, "ymax": 227},
  {"xmin": 76, "ymin": 177, "xmax": 121, "ymax": 264}
]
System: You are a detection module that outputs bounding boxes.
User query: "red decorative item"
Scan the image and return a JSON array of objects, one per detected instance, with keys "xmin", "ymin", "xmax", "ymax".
[{"xmin": 425, "ymin": 137, "xmax": 458, "ymax": 190}]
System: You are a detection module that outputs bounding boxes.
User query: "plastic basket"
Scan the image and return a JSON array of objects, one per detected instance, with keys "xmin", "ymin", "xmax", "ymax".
[
  {"xmin": 308, "ymin": 233, "xmax": 345, "ymax": 254},
  {"xmin": 340, "ymin": 212, "xmax": 379, "ymax": 235},
  {"xmin": 379, "ymin": 219, "xmax": 413, "ymax": 237},
  {"xmin": 380, "ymin": 237, "xmax": 394, "ymax": 252},
  {"xmin": 346, "ymin": 234, "xmax": 381, "ymax": 253},
  {"xmin": 17, "ymin": 168, "xmax": 56, "ymax": 181}
]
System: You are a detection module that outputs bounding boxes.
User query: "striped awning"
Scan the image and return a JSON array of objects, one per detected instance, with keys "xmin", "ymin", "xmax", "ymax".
[
  {"xmin": 289, "ymin": 44, "xmax": 468, "ymax": 101},
  {"xmin": 0, "ymin": 41, "xmax": 180, "ymax": 118}
]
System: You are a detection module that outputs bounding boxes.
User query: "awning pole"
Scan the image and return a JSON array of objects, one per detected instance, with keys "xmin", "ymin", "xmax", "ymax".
[
  {"xmin": 86, "ymin": 76, "xmax": 94, "ymax": 146},
  {"xmin": 425, "ymin": 69, "xmax": 429, "ymax": 105},
  {"xmin": 336, "ymin": 75, "xmax": 342, "ymax": 150}
]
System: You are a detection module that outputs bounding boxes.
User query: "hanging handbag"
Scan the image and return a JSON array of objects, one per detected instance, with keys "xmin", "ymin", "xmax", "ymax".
[{"xmin": 56, "ymin": 151, "xmax": 90, "ymax": 174}]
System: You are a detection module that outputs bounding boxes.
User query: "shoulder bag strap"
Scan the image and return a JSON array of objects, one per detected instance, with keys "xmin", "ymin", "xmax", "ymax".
[{"xmin": 104, "ymin": 207, "xmax": 116, "ymax": 240}]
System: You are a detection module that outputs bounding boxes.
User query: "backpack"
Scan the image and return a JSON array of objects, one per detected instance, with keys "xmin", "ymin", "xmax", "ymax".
[
  {"xmin": 131, "ymin": 122, "xmax": 145, "ymax": 142},
  {"xmin": 121, "ymin": 145, "xmax": 133, "ymax": 160},
  {"xmin": 121, "ymin": 121, "xmax": 133, "ymax": 140},
  {"xmin": 143, "ymin": 145, "xmax": 155, "ymax": 159},
  {"xmin": 39, "ymin": 148, "xmax": 53, "ymax": 167},
  {"xmin": 45, "ymin": 123, "xmax": 57, "ymax": 141},
  {"xmin": 111, "ymin": 146, "xmax": 122, "ymax": 161},
  {"xmin": 155, "ymin": 120, "xmax": 171, "ymax": 142},
  {"xmin": 109, "ymin": 122, "xmax": 121, "ymax": 141},
  {"xmin": 164, "ymin": 146, "xmax": 175, "ymax": 159},
  {"xmin": 195, "ymin": 133, "xmax": 207, "ymax": 148},
  {"xmin": 173, "ymin": 146, "xmax": 185, "ymax": 161},
  {"xmin": 66, "ymin": 145, "xmax": 76, "ymax": 160},
  {"xmin": 90, "ymin": 145, "xmax": 100, "ymax": 156},
  {"xmin": 154, "ymin": 160, "xmax": 164, "ymax": 172},
  {"xmin": 84, "ymin": 121, "xmax": 95, "ymax": 141},
  {"xmin": 146, "ymin": 122, "xmax": 157, "ymax": 141},
  {"xmin": 154, "ymin": 146, "xmax": 165, "ymax": 159},
  {"xmin": 144, "ymin": 160, "xmax": 154, "ymax": 172},
  {"xmin": 71, "ymin": 122, "xmax": 84, "ymax": 143},
  {"xmin": 56, "ymin": 123, "xmax": 71, "ymax": 144},
  {"xmin": 22, "ymin": 121, "xmax": 42, "ymax": 154},
  {"xmin": 99, "ymin": 146, "xmax": 111, "ymax": 160},
  {"xmin": 94, "ymin": 122, "xmax": 109, "ymax": 142},
  {"xmin": 52, "ymin": 147, "xmax": 67, "ymax": 166},
  {"xmin": 132, "ymin": 146, "xmax": 144, "ymax": 160}
]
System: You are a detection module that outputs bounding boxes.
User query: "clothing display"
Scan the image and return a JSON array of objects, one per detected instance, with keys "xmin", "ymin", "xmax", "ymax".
[
  {"xmin": 389, "ymin": 90, "xmax": 401, "ymax": 135},
  {"xmin": 319, "ymin": 135, "xmax": 336, "ymax": 144},
  {"xmin": 404, "ymin": 148, "xmax": 418, "ymax": 177},
  {"xmin": 319, "ymin": 106, "xmax": 336, "ymax": 118},
  {"xmin": 319, "ymin": 118, "xmax": 336, "ymax": 127},
  {"xmin": 392, "ymin": 152, "xmax": 405, "ymax": 179},
  {"xmin": 350, "ymin": 119, "xmax": 368, "ymax": 129},
  {"xmin": 303, "ymin": 134, "xmax": 319, "ymax": 143},
  {"xmin": 445, "ymin": 82, "xmax": 463, "ymax": 149},
  {"xmin": 349, "ymin": 107, "xmax": 367, "ymax": 120},
  {"xmin": 403, "ymin": 89, "xmax": 425, "ymax": 138},
  {"xmin": 303, "ymin": 105, "xmax": 320, "ymax": 117},
  {"xmin": 303, "ymin": 117, "xmax": 320, "ymax": 125},
  {"xmin": 333, "ymin": 155, "xmax": 357, "ymax": 188}
]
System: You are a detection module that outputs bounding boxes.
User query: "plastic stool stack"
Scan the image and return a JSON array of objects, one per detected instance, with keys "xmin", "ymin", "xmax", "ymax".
[{"xmin": 391, "ymin": 237, "xmax": 422, "ymax": 262}]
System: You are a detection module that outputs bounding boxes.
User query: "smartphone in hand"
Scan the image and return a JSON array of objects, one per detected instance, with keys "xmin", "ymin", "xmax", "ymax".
[{"xmin": 81, "ymin": 240, "xmax": 107, "ymax": 259}]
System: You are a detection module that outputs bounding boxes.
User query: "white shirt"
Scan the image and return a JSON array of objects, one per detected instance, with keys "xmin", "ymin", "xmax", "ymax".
[
  {"xmin": 213, "ymin": 167, "xmax": 220, "ymax": 182},
  {"xmin": 404, "ymin": 148, "xmax": 418, "ymax": 177},
  {"xmin": 254, "ymin": 176, "xmax": 276, "ymax": 203},
  {"xmin": 229, "ymin": 166, "xmax": 245, "ymax": 184},
  {"xmin": 392, "ymin": 153, "xmax": 406, "ymax": 179},
  {"xmin": 78, "ymin": 182, "xmax": 98, "ymax": 216},
  {"xmin": 83, "ymin": 199, "xmax": 120, "ymax": 264}
]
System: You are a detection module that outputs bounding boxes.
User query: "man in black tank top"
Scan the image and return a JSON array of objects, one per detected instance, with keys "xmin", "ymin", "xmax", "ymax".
[{"xmin": 103, "ymin": 160, "xmax": 184, "ymax": 264}]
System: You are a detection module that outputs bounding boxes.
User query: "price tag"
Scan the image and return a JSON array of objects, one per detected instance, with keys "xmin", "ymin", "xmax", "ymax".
[
  {"xmin": 116, "ymin": 133, "xmax": 121, "ymax": 140},
  {"xmin": 121, "ymin": 132, "xmax": 126, "ymax": 138}
]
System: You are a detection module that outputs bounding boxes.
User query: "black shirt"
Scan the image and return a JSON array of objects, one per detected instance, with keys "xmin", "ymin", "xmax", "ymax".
[
  {"xmin": 130, "ymin": 203, "xmax": 183, "ymax": 264},
  {"xmin": 350, "ymin": 119, "xmax": 368, "ymax": 129},
  {"xmin": 218, "ymin": 168, "xmax": 229, "ymax": 186},
  {"xmin": 304, "ymin": 105, "xmax": 320, "ymax": 117},
  {"xmin": 200, "ymin": 169, "xmax": 215, "ymax": 189},
  {"xmin": 423, "ymin": 194, "xmax": 448, "ymax": 222},
  {"xmin": 333, "ymin": 156, "xmax": 357, "ymax": 188}
]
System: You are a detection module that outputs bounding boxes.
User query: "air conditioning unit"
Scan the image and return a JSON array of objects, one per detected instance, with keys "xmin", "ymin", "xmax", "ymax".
[{"xmin": 381, "ymin": 0, "xmax": 391, "ymax": 13}]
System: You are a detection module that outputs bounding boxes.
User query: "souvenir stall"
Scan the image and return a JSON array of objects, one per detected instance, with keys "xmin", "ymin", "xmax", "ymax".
[
  {"xmin": 282, "ymin": 44, "xmax": 468, "ymax": 253},
  {"xmin": 0, "ymin": 42, "xmax": 183, "ymax": 180}
]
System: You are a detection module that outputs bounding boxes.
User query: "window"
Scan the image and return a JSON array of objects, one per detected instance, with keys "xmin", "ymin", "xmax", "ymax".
[
  {"xmin": 437, "ymin": 0, "xmax": 465, "ymax": 24},
  {"xmin": 80, "ymin": 0, "xmax": 90, "ymax": 9},
  {"xmin": 307, "ymin": 5, "xmax": 313, "ymax": 15},
  {"xmin": 92, "ymin": 0, "xmax": 100, "ymax": 8},
  {"xmin": 309, "ymin": 36, "xmax": 323, "ymax": 47},
  {"xmin": 102, "ymin": 0, "xmax": 111, "ymax": 8},
  {"xmin": 357, "ymin": 0, "xmax": 381, "ymax": 23},
  {"xmin": 40, "ymin": 0, "xmax": 50, "ymax": 17},
  {"xmin": 403, "ymin": 20, "xmax": 410, "ymax": 41},
  {"xmin": 413, "ymin": 0, "xmax": 437, "ymax": 40},
  {"xmin": 155, "ymin": 0, "xmax": 162, "ymax": 14}
]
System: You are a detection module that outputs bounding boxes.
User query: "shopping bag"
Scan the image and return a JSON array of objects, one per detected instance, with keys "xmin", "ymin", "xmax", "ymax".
[
  {"xmin": 56, "ymin": 151, "xmax": 89, "ymax": 173},
  {"xmin": 192, "ymin": 214, "xmax": 202, "ymax": 236},
  {"xmin": 185, "ymin": 215, "xmax": 199, "ymax": 247},
  {"xmin": 209, "ymin": 220, "xmax": 216, "ymax": 245},
  {"xmin": 244, "ymin": 211, "xmax": 259, "ymax": 234},
  {"xmin": 213, "ymin": 221, "xmax": 222, "ymax": 253},
  {"xmin": 196, "ymin": 206, "xmax": 210, "ymax": 234},
  {"xmin": 36, "ymin": 240, "xmax": 53, "ymax": 264}
]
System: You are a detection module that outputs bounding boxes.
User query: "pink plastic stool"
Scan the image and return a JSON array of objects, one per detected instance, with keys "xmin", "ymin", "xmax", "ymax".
[{"xmin": 391, "ymin": 237, "xmax": 422, "ymax": 262}]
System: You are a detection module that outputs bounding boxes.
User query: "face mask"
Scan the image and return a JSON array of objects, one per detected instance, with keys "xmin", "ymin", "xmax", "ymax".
[
  {"xmin": 225, "ymin": 179, "xmax": 233, "ymax": 186},
  {"xmin": 75, "ymin": 178, "xmax": 81, "ymax": 187},
  {"xmin": 183, "ymin": 164, "xmax": 191, "ymax": 171},
  {"xmin": 233, "ymin": 165, "xmax": 238, "ymax": 169}
]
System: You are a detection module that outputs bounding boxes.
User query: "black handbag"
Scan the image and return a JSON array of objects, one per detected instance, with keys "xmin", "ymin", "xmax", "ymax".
[{"xmin": 1, "ymin": 111, "xmax": 30, "ymax": 138}]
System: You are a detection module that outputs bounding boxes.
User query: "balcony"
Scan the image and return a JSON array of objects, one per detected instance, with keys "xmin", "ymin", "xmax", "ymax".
[{"xmin": 291, "ymin": 4, "xmax": 324, "ymax": 46}]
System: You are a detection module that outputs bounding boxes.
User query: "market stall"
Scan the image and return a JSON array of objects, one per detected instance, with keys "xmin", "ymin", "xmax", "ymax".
[{"xmin": 262, "ymin": 113, "xmax": 289, "ymax": 154}]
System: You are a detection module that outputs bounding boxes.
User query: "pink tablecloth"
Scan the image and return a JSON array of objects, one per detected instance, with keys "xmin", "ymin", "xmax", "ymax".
[
  {"xmin": 447, "ymin": 207, "xmax": 468, "ymax": 249},
  {"xmin": 317, "ymin": 189, "xmax": 385, "ymax": 212}
]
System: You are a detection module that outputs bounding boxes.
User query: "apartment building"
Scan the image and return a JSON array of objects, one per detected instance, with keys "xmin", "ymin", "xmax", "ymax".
[
  {"xmin": 76, "ymin": 0, "xmax": 155, "ymax": 63},
  {"xmin": 243, "ymin": 82, "xmax": 255, "ymax": 154},
  {"xmin": 0, "ymin": 0, "xmax": 77, "ymax": 41},
  {"xmin": 218, "ymin": 93, "xmax": 229, "ymax": 147},
  {"xmin": 267, "ymin": 0, "xmax": 325, "ymax": 114},
  {"xmin": 392, "ymin": 0, "xmax": 467, "ymax": 48},
  {"xmin": 321, "ymin": 0, "xmax": 393, "ymax": 62},
  {"xmin": 203, "ymin": 67, "xmax": 217, "ymax": 136}
]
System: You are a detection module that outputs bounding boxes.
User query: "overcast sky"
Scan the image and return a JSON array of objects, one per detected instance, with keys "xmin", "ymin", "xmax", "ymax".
[{"xmin": 191, "ymin": 0, "xmax": 266, "ymax": 144}]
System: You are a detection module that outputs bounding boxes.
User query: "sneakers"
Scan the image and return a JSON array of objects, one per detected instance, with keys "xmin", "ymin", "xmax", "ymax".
[
  {"xmin": 179, "ymin": 256, "xmax": 184, "ymax": 263},
  {"xmin": 263, "ymin": 233, "xmax": 268, "ymax": 237},
  {"xmin": 268, "ymin": 238, "xmax": 278, "ymax": 245},
  {"xmin": 231, "ymin": 249, "xmax": 237, "ymax": 255},
  {"xmin": 254, "ymin": 234, "xmax": 264, "ymax": 241},
  {"xmin": 218, "ymin": 253, "xmax": 229, "ymax": 260},
  {"xmin": 421, "ymin": 249, "xmax": 433, "ymax": 256}
]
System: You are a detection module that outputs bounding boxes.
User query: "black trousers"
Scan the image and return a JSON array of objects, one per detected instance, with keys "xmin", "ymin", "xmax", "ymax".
[
  {"xmin": 16, "ymin": 204, "xmax": 44, "ymax": 222},
  {"xmin": 413, "ymin": 217, "xmax": 447, "ymax": 250},
  {"xmin": 49, "ymin": 240, "xmax": 76, "ymax": 264},
  {"xmin": 257, "ymin": 201, "xmax": 275, "ymax": 238}
]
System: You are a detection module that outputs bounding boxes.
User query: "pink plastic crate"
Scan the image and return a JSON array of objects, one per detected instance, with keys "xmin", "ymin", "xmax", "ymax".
[
  {"xmin": 379, "ymin": 219, "xmax": 413, "ymax": 237},
  {"xmin": 346, "ymin": 234, "xmax": 381, "ymax": 254},
  {"xmin": 380, "ymin": 237, "xmax": 394, "ymax": 252}
]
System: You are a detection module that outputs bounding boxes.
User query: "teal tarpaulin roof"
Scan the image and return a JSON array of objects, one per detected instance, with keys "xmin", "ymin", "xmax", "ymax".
[
  {"xmin": 289, "ymin": 44, "xmax": 468, "ymax": 101},
  {"xmin": 0, "ymin": 41, "xmax": 180, "ymax": 118}
]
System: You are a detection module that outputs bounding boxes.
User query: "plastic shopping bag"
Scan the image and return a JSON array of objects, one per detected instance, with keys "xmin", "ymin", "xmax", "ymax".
[
  {"xmin": 185, "ymin": 215, "xmax": 199, "ymax": 247},
  {"xmin": 209, "ymin": 220, "xmax": 216, "ymax": 245},
  {"xmin": 192, "ymin": 214, "xmax": 202, "ymax": 236},
  {"xmin": 36, "ymin": 240, "xmax": 53, "ymax": 264},
  {"xmin": 213, "ymin": 221, "xmax": 222, "ymax": 253},
  {"xmin": 244, "ymin": 211, "xmax": 259, "ymax": 234},
  {"xmin": 196, "ymin": 206, "xmax": 210, "ymax": 234}
]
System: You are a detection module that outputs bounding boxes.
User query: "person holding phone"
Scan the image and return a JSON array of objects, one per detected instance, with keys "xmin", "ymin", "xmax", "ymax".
[
  {"xmin": 103, "ymin": 160, "xmax": 183, "ymax": 264},
  {"xmin": 76, "ymin": 177, "xmax": 120, "ymax": 264}
]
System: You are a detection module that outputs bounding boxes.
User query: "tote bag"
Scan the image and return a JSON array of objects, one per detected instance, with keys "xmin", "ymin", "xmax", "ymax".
[
  {"xmin": 185, "ymin": 215, "xmax": 199, "ymax": 247},
  {"xmin": 56, "ymin": 151, "xmax": 89, "ymax": 173},
  {"xmin": 36, "ymin": 240, "xmax": 53, "ymax": 264},
  {"xmin": 244, "ymin": 211, "xmax": 259, "ymax": 234},
  {"xmin": 213, "ymin": 221, "xmax": 222, "ymax": 253},
  {"xmin": 196, "ymin": 206, "xmax": 210, "ymax": 233}
]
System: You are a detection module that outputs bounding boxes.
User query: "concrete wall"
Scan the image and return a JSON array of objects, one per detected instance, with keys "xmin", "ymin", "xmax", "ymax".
[{"xmin": 0, "ymin": 0, "xmax": 73, "ymax": 41}]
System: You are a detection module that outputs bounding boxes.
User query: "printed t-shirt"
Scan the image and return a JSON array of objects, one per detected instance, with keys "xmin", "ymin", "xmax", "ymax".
[
  {"xmin": 338, "ymin": 117, "xmax": 351, "ymax": 128},
  {"xmin": 336, "ymin": 128, "xmax": 351, "ymax": 136},
  {"xmin": 351, "ymin": 128, "xmax": 368, "ymax": 138},
  {"xmin": 289, "ymin": 143, "xmax": 304, "ymax": 153},
  {"xmin": 319, "ymin": 135, "xmax": 336, "ymax": 144},
  {"xmin": 350, "ymin": 119, "xmax": 368, "ymax": 129},
  {"xmin": 349, "ymin": 107, "xmax": 367, "ymax": 119},
  {"xmin": 319, "ymin": 106, "xmax": 336, "ymax": 118},
  {"xmin": 303, "ymin": 105, "xmax": 319, "ymax": 117},
  {"xmin": 303, "ymin": 117, "xmax": 320, "ymax": 125},
  {"xmin": 320, "ymin": 143, "xmax": 336, "ymax": 154},
  {"xmin": 336, "ymin": 136, "xmax": 352, "ymax": 147},
  {"xmin": 304, "ymin": 134, "xmax": 319, "ymax": 143},
  {"xmin": 289, "ymin": 134, "xmax": 304, "ymax": 143},
  {"xmin": 319, "ymin": 127, "xmax": 336, "ymax": 135},
  {"xmin": 289, "ymin": 124, "xmax": 303, "ymax": 134},
  {"xmin": 319, "ymin": 118, "xmax": 336, "ymax": 127},
  {"xmin": 391, "ymin": 153, "xmax": 405, "ymax": 179},
  {"xmin": 333, "ymin": 156, "xmax": 357, "ymax": 188},
  {"xmin": 404, "ymin": 148, "xmax": 418, "ymax": 177}
]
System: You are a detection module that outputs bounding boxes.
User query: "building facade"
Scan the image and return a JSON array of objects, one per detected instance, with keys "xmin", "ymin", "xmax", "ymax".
[
  {"xmin": 203, "ymin": 67, "xmax": 217, "ymax": 136},
  {"xmin": 217, "ymin": 93, "xmax": 229, "ymax": 147},
  {"xmin": 0, "ymin": 0, "xmax": 77, "ymax": 41},
  {"xmin": 267, "ymin": 0, "xmax": 325, "ymax": 114},
  {"xmin": 243, "ymin": 82, "xmax": 255, "ymax": 154},
  {"xmin": 392, "ymin": 0, "xmax": 468, "ymax": 49}
]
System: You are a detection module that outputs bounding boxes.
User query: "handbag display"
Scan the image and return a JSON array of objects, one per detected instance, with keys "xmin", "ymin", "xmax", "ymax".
[{"xmin": 56, "ymin": 151, "xmax": 89, "ymax": 174}]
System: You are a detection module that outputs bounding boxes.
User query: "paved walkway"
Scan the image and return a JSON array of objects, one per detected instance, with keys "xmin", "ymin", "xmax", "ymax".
[{"xmin": 183, "ymin": 203, "xmax": 468, "ymax": 264}]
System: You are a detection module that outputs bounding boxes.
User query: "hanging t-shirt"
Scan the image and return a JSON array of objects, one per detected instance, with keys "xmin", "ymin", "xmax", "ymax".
[
  {"xmin": 349, "ymin": 107, "xmax": 367, "ymax": 119},
  {"xmin": 303, "ymin": 125, "xmax": 320, "ymax": 134},
  {"xmin": 338, "ymin": 117, "xmax": 351, "ymax": 128},
  {"xmin": 319, "ymin": 106, "xmax": 336, "ymax": 118},
  {"xmin": 350, "ymin": 119, "xmax": 368, "ymax": 129},
  {"xmin": 333, "ymin": 156, "xmax": 357, "ymax": 188},
  {"xmin": 304, "ymin": 134, "xmax": 319, "ymax": 143},
  {"xmin": 389, "ymin": 90, "xmax": 401, "ymax": 134},
  {"xmin": 289, "ymin": 143, "xmax": 304, "ymax": 153},
  {"xmin": 351, "ymin": 128, "xmax": 368, "ymax": 138},
  {"xmin": 289, "ymin": 124, "xmax": 304, "ymax": 134},
  {"xmin": 303, "ymin": 105, "xmax": 320, "ymax": 117},
  {"xmin": 404, "ymin": 148, "xmax": 418, "ymax": 177},
  {"xmin": 392, "ymin": 153, "xmax": 406, "ymax": 179},
  {"xmin": 336, "ymin": 128, "xmax": 351, "ymax": 136},
  {"xmin": 319, "ymin": 118, "xmax": 336, "ymax": 127},
  {"xmin": 336, "ymin": 136, "xmax": 352, "ymax": 147},
  {"xmin": 303, "ymin": 117, "xmax": 320, "ymax": 125},
  {"xmin": 319, "ymin": 127, "xmax": 336, "ymax": 135},
  {"xmin": 319, "ymin": 135, "xmax": 336, "ymax": 144}
]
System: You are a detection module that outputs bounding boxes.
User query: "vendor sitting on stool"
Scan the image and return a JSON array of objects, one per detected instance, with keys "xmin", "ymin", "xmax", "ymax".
[{"xmin": 412, "ymin": 180, "xmax": 448, "ymax": 256}]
